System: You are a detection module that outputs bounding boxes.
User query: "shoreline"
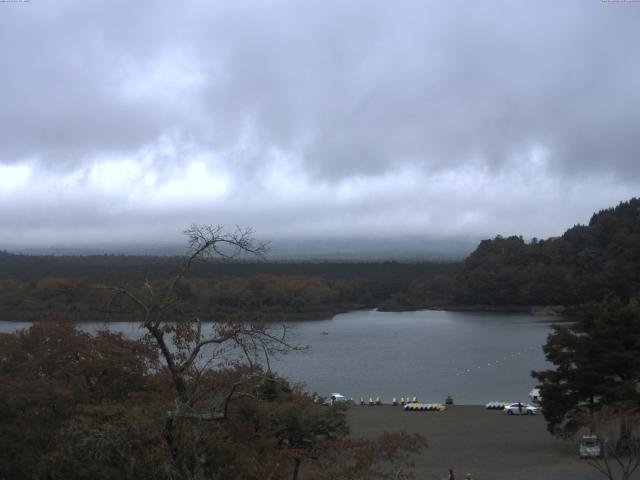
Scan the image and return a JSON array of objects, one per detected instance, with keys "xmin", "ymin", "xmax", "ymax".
[
  {"xmin": 379, "ymin": 303, "xmax": 568, "ymax": 316},
  {"xmin": 0, "ymin": 303, "xmax": 569, "ymax": 323}
]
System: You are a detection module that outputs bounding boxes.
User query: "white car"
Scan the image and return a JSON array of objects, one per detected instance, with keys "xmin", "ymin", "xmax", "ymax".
[
  {"xmin": 323, "ymin": 393, "xmax": 347, "ymax": 405},
  {"xmin": 503, "ymin": 402, "xmax": 538, "ymax": 415}
]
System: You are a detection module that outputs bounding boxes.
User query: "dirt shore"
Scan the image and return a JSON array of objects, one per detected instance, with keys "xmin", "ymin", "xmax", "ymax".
[{"xmin": 347, "ymin": 405, "xmax": 606, "ymax": 480}]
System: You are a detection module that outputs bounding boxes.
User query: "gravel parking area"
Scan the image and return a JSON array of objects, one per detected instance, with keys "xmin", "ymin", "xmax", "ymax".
[{"xmin": 347, "ymin": 405, "xmax": 606, "ymax": 480}]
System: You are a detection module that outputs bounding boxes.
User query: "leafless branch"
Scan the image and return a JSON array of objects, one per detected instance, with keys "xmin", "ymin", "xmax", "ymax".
[
  {"xmin": 223, "ymin": 382, "xmax": 243, "ymax": 419},
  {"xmin": 101, "ymin": 225, "xmax": 302, "ymax": 423}
]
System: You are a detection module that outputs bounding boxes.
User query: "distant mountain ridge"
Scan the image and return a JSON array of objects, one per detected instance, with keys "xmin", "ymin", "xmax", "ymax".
[{"xmin": 3, "ymin": 237, "xmax": 479, "ymax": 262}]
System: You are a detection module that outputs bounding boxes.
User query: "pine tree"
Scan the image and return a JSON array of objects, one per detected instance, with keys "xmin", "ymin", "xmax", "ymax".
[{"xmin": 532, "ymin": 296, "xmax": 640, "ymax": 437}]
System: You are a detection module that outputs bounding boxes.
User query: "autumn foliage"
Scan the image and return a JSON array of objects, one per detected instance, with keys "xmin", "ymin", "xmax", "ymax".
[{"xmin": 0, "ymin": 320, "xmax": 423, "ymax": 480}]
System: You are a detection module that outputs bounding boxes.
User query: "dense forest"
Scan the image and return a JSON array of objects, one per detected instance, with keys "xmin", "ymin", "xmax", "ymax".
[
  {"xmin": 452, "ymin": 197, "xmax": 640, "ymax": 307},
  {"xmin": 379, "ymin": 198, "xmax": 640, "ymax": 310},
  {"xmin": 0, "ymin": 253, "xmax": 456, "ymax": 321},
  {"xmin": 1, "ymin": 197, "xmax": 639, "ymax": 320}
]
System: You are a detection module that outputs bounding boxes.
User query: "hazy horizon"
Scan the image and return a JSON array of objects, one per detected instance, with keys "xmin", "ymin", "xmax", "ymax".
[{"xmin": 3, "ymin": 235, "xmax": 483, "ymax": 261}]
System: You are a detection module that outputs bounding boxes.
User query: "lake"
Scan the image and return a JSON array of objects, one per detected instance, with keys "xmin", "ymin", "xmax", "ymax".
[{"xmin": 0, "ymin": 309, "xmax": 560, "ymax": 405}]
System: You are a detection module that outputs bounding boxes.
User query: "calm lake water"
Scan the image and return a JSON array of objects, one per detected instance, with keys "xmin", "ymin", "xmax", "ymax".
[{"xmin": 0, "ymin": 309, "xmax": 560, "ymax": 405}]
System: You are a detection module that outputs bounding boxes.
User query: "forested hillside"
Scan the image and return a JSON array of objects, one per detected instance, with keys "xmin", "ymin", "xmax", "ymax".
[{"xmin": 453, "ymin": 198, "xmax": 640, "ymax": 307}]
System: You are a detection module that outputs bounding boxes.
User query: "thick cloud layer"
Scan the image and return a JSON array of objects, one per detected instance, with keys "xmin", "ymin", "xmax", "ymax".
[{"xmin": 1, "ymin": 1, "xmax": 639, "ymax": 247}]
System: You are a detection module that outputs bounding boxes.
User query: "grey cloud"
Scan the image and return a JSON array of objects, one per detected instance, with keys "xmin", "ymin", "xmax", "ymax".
[
  {"xmin": 0, "ymin": 1, "xmax": 199, "ymax": 168},
  {"xmin": 1, "ymin": 0, "xmax": 640, "ymax": 246},
  {"xmin": 192, "ymin": 1, "xmax": 640, "ymax": 181},
  {"xmin": 2, "ymin": 1, "xmax": 639, "ymax": 179}
]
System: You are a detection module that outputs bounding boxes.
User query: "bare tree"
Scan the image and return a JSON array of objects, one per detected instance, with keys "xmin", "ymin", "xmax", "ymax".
[
  {"xmin": 111, "ymin": 225, "xmax": 300, "ymax": 410},
  {"xmin": 105, "ymin": 225, "xmax": 302, "ymax": 479},
  {"xmin": 581, "ymin": 407, "xmax": 640, "ymax": 480}
]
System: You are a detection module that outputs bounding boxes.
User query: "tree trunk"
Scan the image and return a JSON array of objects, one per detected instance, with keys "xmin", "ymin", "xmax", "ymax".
[{"xmin": 292, "ymin": 458, "xmax": 301, "ymax": 480}]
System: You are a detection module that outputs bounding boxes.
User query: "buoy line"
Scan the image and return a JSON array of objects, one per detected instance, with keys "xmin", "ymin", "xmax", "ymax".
[{"xmin": 453, "ymin": 345, "xmax": 538, "ymax": 377}]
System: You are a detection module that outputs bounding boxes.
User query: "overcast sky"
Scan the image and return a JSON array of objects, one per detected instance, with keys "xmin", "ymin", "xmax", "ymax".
[{"xmin": 1, "ymin": 1, "xmax": 639, "ymax": 248}]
